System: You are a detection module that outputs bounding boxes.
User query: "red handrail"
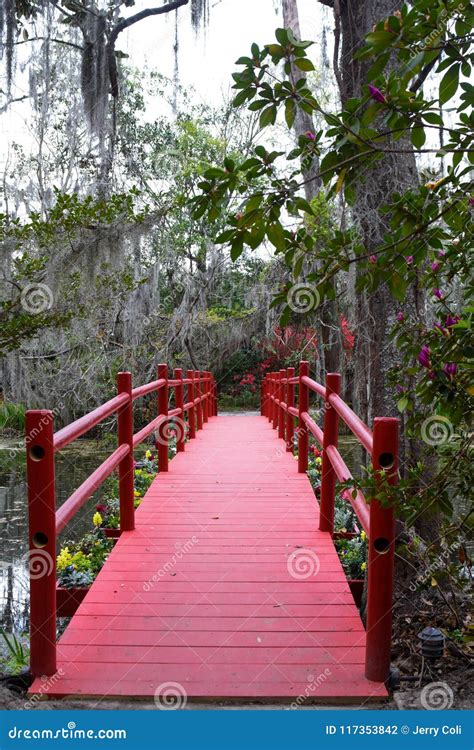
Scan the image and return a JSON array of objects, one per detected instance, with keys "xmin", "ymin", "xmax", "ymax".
[
  {"xmin": 26, "ymin": 364, "xmax": 217, "ymax": 678},
  {"xmin": 261, "ymin": 361, "xmax": 398, "ymax": 684}
]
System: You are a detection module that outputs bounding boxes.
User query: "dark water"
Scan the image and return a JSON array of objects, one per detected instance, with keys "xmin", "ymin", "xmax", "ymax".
[{"xmin": 0, "ymin": 440, "xmax": 117, "ymax": 633}]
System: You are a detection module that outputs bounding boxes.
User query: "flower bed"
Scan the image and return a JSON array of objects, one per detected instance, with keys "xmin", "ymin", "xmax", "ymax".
[
  {"xmin": 56, "ymin": 450, "xmax": 159, "ymax": 592},
  {"xmin": 306, "ymin": 440, "xmax": 368, "ymax": 598}
]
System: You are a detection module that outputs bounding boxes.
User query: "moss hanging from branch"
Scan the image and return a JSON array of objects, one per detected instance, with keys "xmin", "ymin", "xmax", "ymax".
[
  {"xmin": 190, "ymin": 0, "xmax": 208, "ymax": 31},
  {"xmin": 80, "ymin": 11, "xmax": 108, "ymax": 133},
  {"xmin": 1, "ymin": 0, "xmax": 17, "ymax": 92}
]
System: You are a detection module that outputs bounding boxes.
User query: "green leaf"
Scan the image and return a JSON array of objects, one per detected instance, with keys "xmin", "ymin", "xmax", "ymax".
[
  {"xmin": 275, "ymin": 28, "xmax": 289, "ymax": 46},
  {"xmin": 267, "ymin": 222, "xmax": 286, "ymax": 251},
  {"xmin": 411, "ymin": 126, "xmax": 426, "ymax": 149},
  {"xmin": 439, "ymin": 63, "xmax": 460, "ymax": 105},
  {"xmin": 294, "ymin": 58, "xmax": 315, "ymax": 72},
  {"xmin": 260, "ymin": 105, "xmax": 277, "ymax": 128},
  {"xmin": 397, "ymin": 397, "xmax": 408, "ymax": 413},
  {"xmin": 285, "ymin": 99, "xmax": 296, "ymax": 129}
]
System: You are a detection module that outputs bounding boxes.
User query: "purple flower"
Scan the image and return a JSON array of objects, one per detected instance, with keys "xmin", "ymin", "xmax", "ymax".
[
  {"xmin": 406, "ymin": 255, "xmax": 414, "ymax": 265},
  {"xmin": 469, "ymin": 197, "xmax": 474, "ymax": 207},
  {"xmin": 428, "ymin": 370, "xmax": 436, "ymax": 381},
  {"xmin": 369, "ymin": 254, "xmax": 377, "ymax": 264},
  {"xmin": 396, "ymin": 385, "xmax": 405, "ymax": 394},
  {"xmin": 433, "ymin": 288, "xmax": 444, "ymax": 300},
  {"xmin": 434, "ymin": 323, "xmax": 447, "ymax": 336},
  {"xmin": 443, "ymin": 363, "xmax": 457, "ymax": 378},
  {"xmin": 438, "ymin": 250, "xmax": 446, "ymax": 257},
  {"xmin": 396, "ymin": 312, "xmax": 404, "ymax": 322},
  {"xmin": 418, "ymin": 345, "xmax": 431, "ymax": 369},
  {"xmin": 305, "ymin": 131, "xmax": 316, "ymax": 141},
  {"xmin": 368, "ymin": 84, "xmax": 386, "ymax": 104},
  {"xmin": 431, "ymin": 261, "xmax": 440, "ymax": 272},
  {"xmin": 445, "ymin": 315, "xmax": 460, "ymax": 328}
]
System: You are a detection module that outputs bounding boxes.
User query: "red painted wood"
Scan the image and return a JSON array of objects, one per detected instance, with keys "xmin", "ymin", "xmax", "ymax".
[
  {"xmin": 319, "ymin": 372, "xmax": 340, "ymax": 535},
  {"xmin": 30, "ymin": 415, "xmax": 387, "ymax": 701},
  {"xmin": 26, "ymin": 410, "xmax": 57, "ymax": 677}
]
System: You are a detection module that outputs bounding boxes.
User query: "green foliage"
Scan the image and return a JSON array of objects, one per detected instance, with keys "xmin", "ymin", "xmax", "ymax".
[
  {"xmin": 0, "ymin": 402, "xmax": 26, "ymax": 431},
  {"xmin": 0, "ymin": 629, "xmax": 29, "ymax": 674}
]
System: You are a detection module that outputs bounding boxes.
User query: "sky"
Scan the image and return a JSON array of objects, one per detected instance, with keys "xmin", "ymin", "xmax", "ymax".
[{"xmin": 120, "ymin": 0, "xmax": 329, "ymax": 105}]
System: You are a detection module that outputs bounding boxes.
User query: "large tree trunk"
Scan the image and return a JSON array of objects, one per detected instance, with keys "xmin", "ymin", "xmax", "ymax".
[
  {"xmin": 324, "ymin": 0, "xmax": 436, "ymax": 538},
  {"xmin": 282, "ymin": 0, "xmax": 341, "ymax": 376}
]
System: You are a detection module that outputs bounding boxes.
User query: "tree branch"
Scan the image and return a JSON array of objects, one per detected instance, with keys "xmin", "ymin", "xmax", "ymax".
[
  {"xmin": 109, "ymin": 0, "xmax": 189, "ymax": 46},
  {"xmin": 410, "ymin": 51, "xmax": 442, "ymax": 93},
  {"xmin": 318, "ymin": 0, "xmax": 335, "ymax": 7},
  {"xmin": 107, "ymin": 0, "xmax": 189, "ymax": 98}
]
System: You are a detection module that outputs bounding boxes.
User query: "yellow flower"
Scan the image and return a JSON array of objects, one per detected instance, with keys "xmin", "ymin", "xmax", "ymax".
[
  {"xmin": 145, "ymin": 450, "xmax": 152, "ymax": 459},
  {"xmin": 315, "ymin": 457, "xmax": 322, "ymax": 466},
  {"xmin": 92, "ymin": 512, "xmax": 103, "ymax": 527},
  {"xmin": 134, "ymin": 469, "xmax": 142, "ymax": 476},
  {"xmin": 57, "ymin": 547, "xmax": 73, "ymax": 571},
  {"xmin": 134, "ymin": 490, "xmax": 141, "ymax": 498},
  {"xmin": 360, "ymin": 530, "xmax": 367, "ymax": 542},
  {"xmin": 361, "ymin": 562, "xmax": 367, "ymax": 571}
]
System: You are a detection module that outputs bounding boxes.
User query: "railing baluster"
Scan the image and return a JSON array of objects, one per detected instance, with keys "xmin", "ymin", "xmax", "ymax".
[
  {"xmin": 202, "ymin": 371, "xmax": 209, "ymax": 424},
  {"xmin": 286, "ymin": 367, "xmax": 295, "ymax": 452},
  {"xmin": 278, "ymin": 369, "xmax": 286, "ymax": 441},
  {"xmin": 157, "ymin": 363, "xmax": 169, "ymax": 472},
  {"xmin": 272, "ymin": 372, "xmax": 279, "ymax": 431},
  {"xmin": 117, "ymin": 372, "xmax": 135, "ymax": 532},
  {"xmin": 187, "ymin": 370, "xmax": 196, "ymax": 439},
  {"xmin": 174, "ymin": 368, "xmax": 185, "ymax": 452},
  {"xmin": 26, "ymin": 410, "xmax": 57, "ymax": 677},
  {"xmin": 297, "ymin": 361, "xmax": 309, "ymax": 473},
  {"xmin": 319, "ymin": 372, "xmax": 341, "ymax": 535},
  {"xmin": 195, "ymin": 370, "xmax": 203, "ymax": 431},
  {"xmin": 365, "ymin": 417, "xmax": 398, "ymax": 683}
]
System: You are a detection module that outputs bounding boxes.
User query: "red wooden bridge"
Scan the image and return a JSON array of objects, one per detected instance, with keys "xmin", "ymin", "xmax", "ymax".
[{"xmin": 25, "ymin": 363, "xmax": 398, "ymax": 704}]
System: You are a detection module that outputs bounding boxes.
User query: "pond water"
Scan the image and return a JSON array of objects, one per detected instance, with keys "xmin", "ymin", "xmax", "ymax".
[
  {"xmin": 0, "ymin": 425, "xmax": 366, "ymax": 635},
  {"xmin": 0, "ymin": 438, "xmax": 128, "ymax": 634}
]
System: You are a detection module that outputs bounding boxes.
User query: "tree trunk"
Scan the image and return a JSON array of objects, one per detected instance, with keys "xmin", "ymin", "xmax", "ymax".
[{"xmin": 282, "ymin": 0, "xmax": 341, "ymax": 376}]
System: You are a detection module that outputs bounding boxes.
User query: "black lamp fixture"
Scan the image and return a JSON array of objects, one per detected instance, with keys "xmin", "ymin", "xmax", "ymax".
[{"xmin": 418, "ymin": 626, "xmax": 445, "ymax": 661}]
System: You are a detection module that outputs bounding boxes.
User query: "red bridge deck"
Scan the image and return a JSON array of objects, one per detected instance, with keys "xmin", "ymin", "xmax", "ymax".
[{"xmin": 30, "ymin": 415, "xmax": 387, "ymax": 703}]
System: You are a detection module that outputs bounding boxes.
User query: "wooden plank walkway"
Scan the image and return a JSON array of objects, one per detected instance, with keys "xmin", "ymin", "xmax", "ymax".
[{"xmin": 30, "ymin": 415, "xmax": 387, "ymax": 702}]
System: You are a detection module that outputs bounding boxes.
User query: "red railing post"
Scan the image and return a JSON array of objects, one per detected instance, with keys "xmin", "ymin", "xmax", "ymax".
[
  {"xmin": 117, "ymin": 372, "xmax": 135, "ymax": 532},
  {"xmin": 202, "ymin": 372, "xmax": 209, "ymax": 424},
  {"xmin": 174, "ymin": 367, "xmax": 185, "ymax": 452},
  {"xmin": 272, "ymin": 372, "xmax": 279, "ymax": 430},
  {"xmin": 297, "ymin": 361, "xmax": 309, "ymax": 473},
  {"xmin": 365, "ymin": 417, "xmax": 398, "ymax": 683},
  {"xmin": 278, "ymin": 368, "xmax": 286, "ymax": 441},
  {"xmin": 157, "ymin": 363, "xmax": 169, "ymax": 472},
  {"xmin": 213, "ymin": 376, "xmax": 218, "ymax": 416},
  {"xmin": 195, "ymin": 371, "xmax": 203, "ymax": 431},
  {"xmin": 260, "ymin": 376, "xmax": 265, "ymax": 416},
  {"xmin": 26, "ymin": 410, "xmax": 57, "ymax": 677},
  {"xmin": 319, "ymin": 372, "xmax": 341, "ymax": 534},
  {"xmin": 268, "ymin": 374, "xmax": 274, "ymax": 423},
  {"xmin": 286, "ymin": 367, "xmax": 295, "ymax": 452},
  {"xmin": 187, "ymin": 370, "xmax": 196, "ymax": 439}
]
